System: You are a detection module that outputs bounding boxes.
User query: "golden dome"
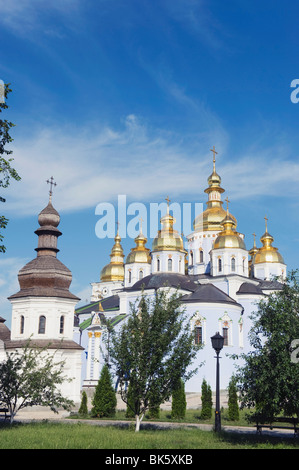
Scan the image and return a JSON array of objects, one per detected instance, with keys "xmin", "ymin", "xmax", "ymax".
[
  {"xmin": 100, "ymin": 229, "xmax": 125, "ymax": 282},
  {"xmin": 126, "ymin": 228, "xmax": 151, "ymax": 264},
  {"xmin": 152, "ymin": 198, "xmax": 186, "ymax": 254},
  {"xmin": 193, "ymin": 148, "xmax": 237, "ymax": 231},
  {"xmin": 213, "ymin": 209, "xmax": 246, "ymax": 250},
  {"xmin": 253, "ymin": 218, "xmax": 284, "ymax": 265}
]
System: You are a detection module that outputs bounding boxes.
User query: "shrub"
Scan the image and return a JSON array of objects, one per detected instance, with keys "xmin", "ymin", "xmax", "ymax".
[
  {"xmin": 171, "ymin": 379, "xmax": 186, "ymax": 420},
  {"xmin": 228, "ymin": 376, "xmax": 239, "ymax": 421},
  {"xmin": 78, "ymin": 390, "xmax": 88, "ymax": 416},
  {"xmin": 201, "ymin": 379, "xmax": 212, "ymax": 419},
  {"xmin": 91, "ymin": 364, "xmax": 117, "ymax": 418}
]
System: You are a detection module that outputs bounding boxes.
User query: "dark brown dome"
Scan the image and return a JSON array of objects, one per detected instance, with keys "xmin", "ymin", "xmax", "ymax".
[{"xmin": 8, "ymin": 199, "xmax": 79, "ymax": 301}]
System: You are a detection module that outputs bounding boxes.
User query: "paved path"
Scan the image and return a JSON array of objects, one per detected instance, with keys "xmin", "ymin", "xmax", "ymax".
[{"xmin": 13, "ymin": 408, "xmax": 298, "ymax": 439}]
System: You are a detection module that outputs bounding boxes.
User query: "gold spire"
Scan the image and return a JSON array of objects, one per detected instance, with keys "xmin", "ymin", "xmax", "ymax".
[
  {"xmin": 193, "ymin": 148, "xmax": 237, "ymax": 231},
  {"xmin": 100, "ymin": 223, "xmax": 125, "ymax": 281},
  {"xmin": 253, "ymin": 217, "xmax": 284, "ymax": 264},
  {"xmin": 152, "ymin": 198, "xmax": 186, "ymax": 253},
  {"xmin": 126, "ymin": 218, "xmax": 151, "ymax": 264}
]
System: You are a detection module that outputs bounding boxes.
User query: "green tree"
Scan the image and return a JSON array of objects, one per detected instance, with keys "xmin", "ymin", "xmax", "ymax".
[
  {"xmin": 109, "ymin": 289, "xmax": 199, "ymax": 431},
  {"xmin": 201, "ymin": 379, "xmax": 212, "ymax": 419},
  {"xmin": 0, "ymin": 84, "xmax": 20, "ymax": 253},
  {"xmin": 0, "ymin": 341, "xmax": 74, "ymax": 423},
  {"xmin": 91, "ymin": 363, "xmax": 117, "ymax": 418},
  {"xmin": 78, "ymin": 390, "xmax": 88, "ymax": 417},
  {"xmin": 234, "ymin": 270, "xmax": 299, "ymax": 422},
  {"xmin": 171, "ymin": 379, "xmax": 186, "ymax": 420},
  {"xmin": 227, "ymin": 376, "xmax": 239, "ymax": 421}
]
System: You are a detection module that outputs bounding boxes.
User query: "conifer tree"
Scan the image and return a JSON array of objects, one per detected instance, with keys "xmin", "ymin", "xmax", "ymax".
[
  {"xmin": 228, "ymin": 376, "xmax": 239, "ymax": 421},
  {"xmin": 171, "ymin": 379, "xmax": 186, "ymax": 420},
  {"xmin": 78, "ymin": 390, "xmax": 88, "ymax": 417},
  {"xmin": 91, "ymin": 363, "xmax": 117, "ymax": 418},
  {"xmin": 201, "ymin": 379, "xmax": 212, "ymax": 419}
]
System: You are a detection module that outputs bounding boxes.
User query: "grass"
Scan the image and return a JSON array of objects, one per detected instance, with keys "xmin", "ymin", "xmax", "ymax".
[
  {"xmin": 71, "ymin": 407, "xmax": 252, "ymax": 428},
  {"xmin": 0, "ymin": 421, "xmax": 298, "ymax": 449}
]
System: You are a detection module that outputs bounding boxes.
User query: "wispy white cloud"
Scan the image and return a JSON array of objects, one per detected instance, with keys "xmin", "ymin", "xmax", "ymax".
[
  {"xmin": 0, "ymin": 0, "xmax": 82, "ymax": 36},
  {"xmin": 3, "ymin": 114, "xmax": 299, "ymax": 219}
]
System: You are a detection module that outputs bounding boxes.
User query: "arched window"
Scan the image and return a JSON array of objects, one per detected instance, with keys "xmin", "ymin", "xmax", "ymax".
[
  {"xmin": 128, "ymin": 270, "xmax": 132, "ymax": 283},
  {"xmin": 59, "ymin": 315, "xmax": 64, "ymax": 334},
  {"xmin": 242, "ymin": 258, "xmax": 245, "ymax": 273},
  {"xmin": 38, "ymin": 315, "xmax": 46, "ymax": 334},
  {"xmin": 199, "ymin": 249, "xmax": 204, "ymax": 263},
  {"xmin": 157, "ymin": 258, "xmax": 160, "ymax": 272},
  {"xmin": 231, "ymin": 257, "xmax": 236, "ymax": 271},
  {"xmin": 194, "ymin": 326, "xmax": 202, "ymax": 345},
  {"xmin": 139, "ymin": 270, "xmax": 143, "ymax": 280},
  {"xmin": 218, "ymin": 258, "xmax": 222, "ymax": 272},
  {"xmin": 190, "ymin": 251, "xmax": 194, "ymax": 265},
  {"xmin": 20, "ymin": 315, "xmax": 24, "ymax": 334},
  {"xmin": 168, "ymin": 258, "xmax": 172, "ymax": 272},
  {"xmin": 179, "ymin": 258, "xmax": 182, "ymax": 272}
]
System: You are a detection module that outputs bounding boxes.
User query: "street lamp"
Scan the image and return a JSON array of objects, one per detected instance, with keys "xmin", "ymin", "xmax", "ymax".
[{"xmin": 211, "ymin": 332, "xmax": 224, "ymax": 432}]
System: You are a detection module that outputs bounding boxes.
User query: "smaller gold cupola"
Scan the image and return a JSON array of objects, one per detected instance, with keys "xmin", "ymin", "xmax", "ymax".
[
  {"xmin": 100, "ymin": 225, "xmax": 125, "ymax": 282},
  {"xmin": 213, "ymin": 198, "xmax": 246, "ymax": 250},
  {"xmin": 126, "ymin": 219, "xmax": 151, "ymax": 265},
  {"xmin": 152, "ymin": 197, "xmax": 186, "ymax": 254},
  {"xmin": 253, "ymin": 217, "xmax": 284, "ymax": 265}
]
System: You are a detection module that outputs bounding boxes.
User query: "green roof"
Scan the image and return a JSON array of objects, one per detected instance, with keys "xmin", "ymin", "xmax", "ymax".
[{"xmin": 79, "ymin": 314, "xmax": 128, "ymax": 331}]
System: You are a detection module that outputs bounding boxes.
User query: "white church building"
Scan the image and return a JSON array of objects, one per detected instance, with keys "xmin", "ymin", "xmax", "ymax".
[
  {"xmin": 0, "ymin": 150, "xmax": 287, "ymax": 404},
  {"xmin": 77, "ymin": 150, "xmax": 286, "ymax": 395}
]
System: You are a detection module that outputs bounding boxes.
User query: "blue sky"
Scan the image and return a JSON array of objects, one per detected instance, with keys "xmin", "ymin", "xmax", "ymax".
[{"xmin": 0, "ymin": 0, "xmax": 299, "ymax": 325}]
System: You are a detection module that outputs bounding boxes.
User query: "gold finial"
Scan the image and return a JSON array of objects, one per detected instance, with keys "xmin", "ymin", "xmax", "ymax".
[
  {"xmin": 264, "ymin": 216, "xmax": 268, "ymax": 233},
  {"xmin": 165, "ymin": 196, "xmax": 170, "ymax": 214},
  {"xmin": 139, "ymin": 216, "xmax": 143, "ymax": 234},
  {"xmin": 210, "ymin": 146, "xmax": 218, "ymax": 170},
  {"xmin": 253, "ymin": 232, "xmax": 256, "ymax": 246},
  {"xmin": 46, "ymin": 176, "xmax": 57, "ymax": 202},
  {"xmin": 115, "ymin": 220, "xmax": 120, "ymax": 237},
  {"xmin": 225, "ymin": 196, "xmax": 230, "ymax": 213}
]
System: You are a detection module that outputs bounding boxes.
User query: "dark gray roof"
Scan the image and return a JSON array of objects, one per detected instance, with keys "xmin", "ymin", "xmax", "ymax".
[
  {"xmin": 181, "ymin": 283, "xmax": 240, "ymax": 306},
  {"xmin": 237, "ymin": 282, "xmax": 264, "ymax": 295},
  {"xmin": 258, "ymin": 279, "xmax": 284, "ymax": 290},
  {"xmin": 128, "ymin": 273, "xmax": 198, "ymax": 292}
]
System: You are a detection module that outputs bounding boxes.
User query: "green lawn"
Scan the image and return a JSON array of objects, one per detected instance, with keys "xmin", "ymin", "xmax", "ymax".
[{"xmin": 0, "ymin": 421, "xmax": 298, "ymax": 449}]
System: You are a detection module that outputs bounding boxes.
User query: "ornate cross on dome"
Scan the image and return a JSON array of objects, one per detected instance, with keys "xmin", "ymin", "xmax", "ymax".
[
  {"xmin": 165, "ymin": 196, "xmax": 170, "ymax": 214},
  {"xmin": 225, "ymin": 196, "xmax": 230, "ymax": 212},
  {"xmin": 210, "ymin": 146, "xmax": 218, "ymax": 163},
  {"xmin": 46, "ymin": 176, "xmax": 57, "ymax": 202},
  {"xmin": 264, "ymin": 216, "xmax": 268, "ymax": 232},
  {"xmin": 139, "ymin": 216, "xmax": 143, "ymax": 234}
]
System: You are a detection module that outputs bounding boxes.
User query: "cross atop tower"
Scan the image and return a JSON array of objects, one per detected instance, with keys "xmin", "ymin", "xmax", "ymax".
[
  {"xmin": 210, "ymin": 146, "xmax": 218, "ymax": 164},
  {"xmin": 225, "ymin": 196, "xmax": 230, "ymax": 212},
  {"xmin": 264, "ymin": 215, "xmax": 268, "ymax": 232},
  {"xmin": 46, "ymin": 176, "xmax": 57, "ymax": 202},
  {"xmin": 165, "ymin": 196, "xmax": 170, "ymax": 214},
  {"xmin": 139, "ymin": 216, "xmax": 143, "ymax": 234}
]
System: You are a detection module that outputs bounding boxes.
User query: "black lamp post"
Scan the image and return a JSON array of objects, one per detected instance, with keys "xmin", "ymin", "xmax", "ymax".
[{"xmin": 211, "ymin": 332, "xmax": 224, "ymax": 432}]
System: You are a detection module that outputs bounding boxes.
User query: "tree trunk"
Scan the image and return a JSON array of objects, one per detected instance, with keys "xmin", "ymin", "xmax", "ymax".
[{"xmin": 135, "ymin": 413, "xmax": 144, "ymax": 432}]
